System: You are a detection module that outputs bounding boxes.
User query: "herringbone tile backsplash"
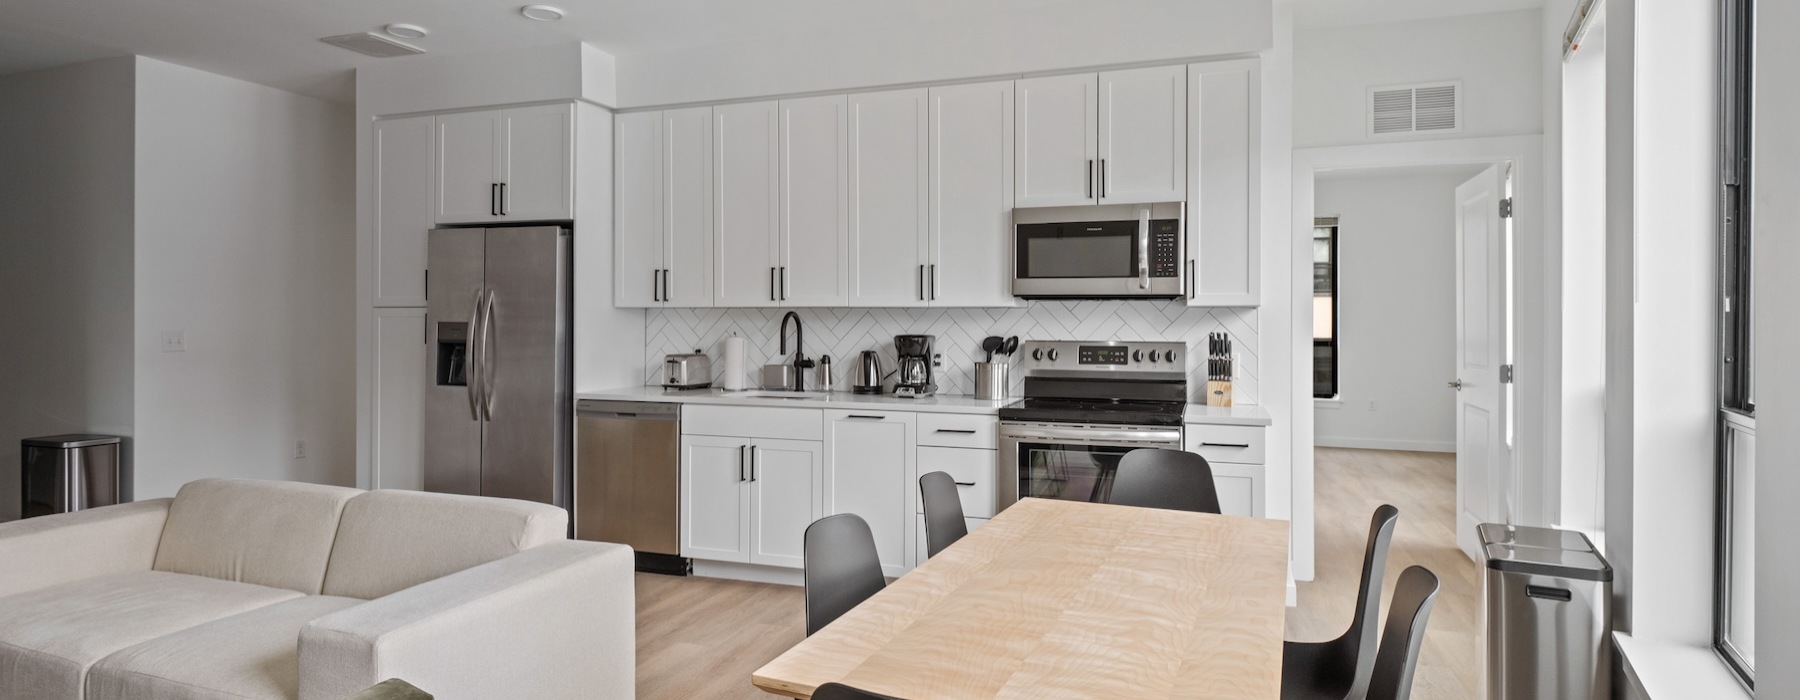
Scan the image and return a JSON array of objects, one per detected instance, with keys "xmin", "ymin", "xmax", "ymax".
[{"xmin": 643, "ymin": 301, "xmax": 1259, "ymax": 404}]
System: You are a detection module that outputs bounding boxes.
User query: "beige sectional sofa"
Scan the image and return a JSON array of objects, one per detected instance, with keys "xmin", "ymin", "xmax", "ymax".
[{"xmin": 0, "ymin": 478, "xmax": 634, "ymax": 700}]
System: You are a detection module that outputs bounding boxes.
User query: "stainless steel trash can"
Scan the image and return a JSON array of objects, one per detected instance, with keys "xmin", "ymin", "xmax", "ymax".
[
  {"xmin": 21, "ymin": 434, "xmax": 122, "ymax": 518},
  {"xmin": 1480, "ymin": 523, "xmax": 1612, "ymax": 700}
]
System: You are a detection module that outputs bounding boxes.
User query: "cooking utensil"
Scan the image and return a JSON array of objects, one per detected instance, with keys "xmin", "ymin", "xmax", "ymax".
[
  {"xmin": 1001, "ymin": 336, "xmax": 1019, "ymax": 357},
  {"xmin": 981, "ymin": 336, "xmax": 1002, "ymax": 363}
]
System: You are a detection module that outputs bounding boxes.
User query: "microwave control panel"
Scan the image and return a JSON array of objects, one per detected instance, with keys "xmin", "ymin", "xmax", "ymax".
[{"xmin": 1150, "ymin": 219, "xmax": 1180, "ymax": 277}]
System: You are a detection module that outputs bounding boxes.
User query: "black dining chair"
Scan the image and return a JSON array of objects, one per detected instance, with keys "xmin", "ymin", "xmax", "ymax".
[
  {"xmin": 812, "ymin": 682, "xmax": 904, "ymax": 700},
  {"xmin": 919, "ymin": 471, "xmax": 969, "ymax": 558},
  {"xmin": 1281, "ymin": 504, "xmax": 1401, "ymax": 700},
  {"xmin": 803, "ymin": 514, "xmax": 887, "ymax": 636},
  {"xmin": 1365, "ymin": 566, "xmax": 1442, "ymax": 700},
  {"xmin": 1107, "ymin": 448, "xmax": 1222, "ymax": 514}
]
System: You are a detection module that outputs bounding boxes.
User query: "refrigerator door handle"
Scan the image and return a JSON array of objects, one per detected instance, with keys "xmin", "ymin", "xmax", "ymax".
[
  {"xmin": 479, "ymin": 289, "xmax": 499, "ymax": 420},
  {"xmin": 465, "ymin": 288, "xmax": 485, "ymax": 421}
]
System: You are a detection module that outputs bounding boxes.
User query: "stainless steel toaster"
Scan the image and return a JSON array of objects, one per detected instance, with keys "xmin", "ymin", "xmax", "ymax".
[{"xmin": 662, "ymin": 352, "xmax": 712, "ymax": 389}]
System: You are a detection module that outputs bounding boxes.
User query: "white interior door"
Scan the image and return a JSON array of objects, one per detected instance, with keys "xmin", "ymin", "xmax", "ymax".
[{"xmin": 1454, "ymin": 164, "xmax": 1509, "ymax": 562}]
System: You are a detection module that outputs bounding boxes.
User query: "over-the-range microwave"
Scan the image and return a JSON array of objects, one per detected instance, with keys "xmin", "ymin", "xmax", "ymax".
[{"xmin": 1012, "ymin": 202, "xmax": 1185, "ymax": 299}]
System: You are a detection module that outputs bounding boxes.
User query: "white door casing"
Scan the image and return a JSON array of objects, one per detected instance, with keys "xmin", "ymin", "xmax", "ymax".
[{"xmin": 1454, "ymin": 164, "xmax": 1510, "ymax": 562}]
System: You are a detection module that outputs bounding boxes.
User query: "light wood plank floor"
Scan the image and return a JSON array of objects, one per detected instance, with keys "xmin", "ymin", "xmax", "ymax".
[{"xmin": 635, "ymin": 447, "xmax": 1476, "ymax": 699}]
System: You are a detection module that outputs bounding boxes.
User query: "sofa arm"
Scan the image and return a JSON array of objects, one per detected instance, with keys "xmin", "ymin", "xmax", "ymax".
[
  {"xmin": 298, "ymin": 540, "xmax": 635, "ymax": 700},
  {"xmin": 0, "ymin": 499, "xmax": 171, "ymax": 599}
]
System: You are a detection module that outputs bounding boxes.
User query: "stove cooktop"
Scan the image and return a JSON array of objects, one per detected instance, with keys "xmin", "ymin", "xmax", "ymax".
[{"xmin": 997, "ymin": 397, "xmax": 1187, "ymax": 427}]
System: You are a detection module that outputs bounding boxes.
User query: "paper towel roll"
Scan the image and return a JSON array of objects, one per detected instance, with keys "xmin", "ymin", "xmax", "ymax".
[{"xmin": 721, "ymin": 334, "xmax": 747, "ymax": 390}]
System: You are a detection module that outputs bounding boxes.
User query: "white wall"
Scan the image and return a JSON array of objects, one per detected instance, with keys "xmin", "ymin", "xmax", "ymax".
[
  {"xmin": 1294, "ymin": 9, "xmax": 1543, "ymax": 148},
  {"xmin": 1558, "ymin": 4, "xmax": 1608, "ymax": 542},
  {"xmin": 132, "ymin": 58, "xmax": 356, "ymax": 498},
  {"xmin": 615, "ymin": 0, "xmax": 1272, "ymax": 108},
  {"xmin": 1754, "ymin": 0, "xmax": 1800, "ymax": 691},
  {"xmin": 1313, "ymin": 169, "xmax": 1477, "ymax": 452},
  {"xmin": 0, "ymin": 58, "xmax": 138, "ymax": 521}
]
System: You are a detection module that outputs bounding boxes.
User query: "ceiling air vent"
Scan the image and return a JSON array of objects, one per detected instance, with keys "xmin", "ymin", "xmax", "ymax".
[
  {"xmin": 320, "ymin": 32, "xmax": 425, "ymax": 58},
  {"xmin": 1368, "ymin": 81, "xmax": 1461, "ymax": 137}
]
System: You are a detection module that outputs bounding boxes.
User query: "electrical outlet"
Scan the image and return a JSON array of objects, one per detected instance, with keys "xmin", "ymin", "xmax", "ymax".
[
  {"xmin": 294, "ymin": 440, "xmax": 307, "ymax": 460},
  {"xmin": 1367, "ymin": 399, "xmax": 1377, "ymax": 412},
  {"xmin": 161, "ymin": 330, "xmax": 185, "ymax": 353}
]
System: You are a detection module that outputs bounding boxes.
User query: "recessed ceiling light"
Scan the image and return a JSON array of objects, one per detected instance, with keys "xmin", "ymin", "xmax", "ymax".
[
  {"xmin": 385, "ymin": 23, "xmax": 429, "ymax": 40},
  {"xmin": 520, "ymin": 4, "xmax": 566, "ymax": 21}
]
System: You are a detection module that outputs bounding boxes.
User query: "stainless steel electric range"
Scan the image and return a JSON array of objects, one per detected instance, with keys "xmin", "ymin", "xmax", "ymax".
[{"xmin": 997, "ymin": 340, "xmax": 1189, "ymax": 510}]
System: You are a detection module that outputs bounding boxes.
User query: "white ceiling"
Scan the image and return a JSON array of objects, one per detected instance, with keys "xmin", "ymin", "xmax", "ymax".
[{"xmin": 0, "ymin": 0, "xmax": 1543, "ymax": 105}]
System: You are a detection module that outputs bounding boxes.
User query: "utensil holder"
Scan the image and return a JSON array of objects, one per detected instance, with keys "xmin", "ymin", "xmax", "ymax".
[{"xmin": 975, "ymin": 362, "xmax": 1009, "ymax": 400}]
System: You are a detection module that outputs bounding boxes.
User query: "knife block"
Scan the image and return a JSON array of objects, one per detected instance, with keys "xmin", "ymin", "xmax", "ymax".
[{"xmin": 1206, "ymin": 381, "xmax": 1234, "ymax": 407}]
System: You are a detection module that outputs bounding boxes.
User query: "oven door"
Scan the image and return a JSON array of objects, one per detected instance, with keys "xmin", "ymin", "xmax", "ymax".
[{"xmin": 997, "ymin": 423, "xmax": 1183, "ymax": 510}]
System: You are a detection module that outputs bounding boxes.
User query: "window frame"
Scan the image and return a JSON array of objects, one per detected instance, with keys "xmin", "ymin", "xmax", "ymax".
[
  {"xmin": 1713, "ymin": 0, "xmax": 1755, "ymax": 688},
  {"xmin": 1312, "ymin": 219, "xmax": 1340, "ymax": 400}
]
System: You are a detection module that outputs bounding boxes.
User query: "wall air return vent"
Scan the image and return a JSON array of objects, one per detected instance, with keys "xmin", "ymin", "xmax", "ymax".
[
  {"xmin": 321, "ymin": 32, "xmax": 425, "ymax": 58},
  {"xmin": 1367, "ymin": 81, "xmax": 1461, "ymax": 137}
]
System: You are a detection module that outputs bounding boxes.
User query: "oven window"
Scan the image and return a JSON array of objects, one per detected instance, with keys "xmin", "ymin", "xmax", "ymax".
[
  {"xmin": 1017, "ymin": 223, "xmax": 1135, "ymax": 278},
  {"xmin": 1019, "ymin": 442, "xmax": 1138, "ymax": 504}
]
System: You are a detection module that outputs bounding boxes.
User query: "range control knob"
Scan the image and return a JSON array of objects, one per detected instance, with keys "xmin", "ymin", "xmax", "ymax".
[
  {"xmin": 1132, "ymin": 349, "xmax": 1145, "ymax": 362},
  {"xmin": 1148, "ymin": 350, "xmax": 1161, "ymax": 362},
  {"xmin": 1166, "ymin": 350, "xmax": 1179, "ymax": 363},
  {"xmin": 1032, "ymin": 348, "xmax": 1044, "ymax": 361},
  {"xmin": 1047, "ymin": 348, "xmax": 1060, "ymax": 361}
]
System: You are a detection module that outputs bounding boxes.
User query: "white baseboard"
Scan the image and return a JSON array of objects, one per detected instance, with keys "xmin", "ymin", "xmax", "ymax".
[{"xmin": 1314, "ymin": 435, "xmax": 1455, "ymax": 453}]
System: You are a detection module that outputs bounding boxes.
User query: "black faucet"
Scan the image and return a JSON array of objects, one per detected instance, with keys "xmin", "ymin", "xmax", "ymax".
[{"xmin": 779, "ymin": 311, "xmax": 813, "ymax": 391}]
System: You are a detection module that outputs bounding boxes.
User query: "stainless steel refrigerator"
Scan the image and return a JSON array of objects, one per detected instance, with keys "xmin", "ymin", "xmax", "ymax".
[{"xmin": 425, "ymin": 225, "xmax": 571, "ymax": 509}]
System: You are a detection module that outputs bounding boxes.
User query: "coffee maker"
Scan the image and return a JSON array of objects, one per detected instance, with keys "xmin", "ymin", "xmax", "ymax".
[{"xmin": 893, "ymin": 334, "xmax": 936, "ymax": 398}]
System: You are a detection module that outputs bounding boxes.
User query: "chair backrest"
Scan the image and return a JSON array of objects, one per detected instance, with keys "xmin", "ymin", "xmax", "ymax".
[
  {"xmin": 812, "ymin": 682, "xmax": 901, "ymax": 700},
  {"xmin": 1107, "ymin": 448, "xmax": 1222, "ymax": 514},
  {"xmin": 1338, "ymin": 504, "xmax": 1401, "ymax": 697},
  {"xmin": 804, "ymin": 514, "xmax": 887, "ymax": 636},
  {"xmin": 1365, "ymin": 566, "xmax": 1441, "ymax": 700},
  {"xmin": 919, "ymin": 471, "xmax": 969, "ymax": 558}
]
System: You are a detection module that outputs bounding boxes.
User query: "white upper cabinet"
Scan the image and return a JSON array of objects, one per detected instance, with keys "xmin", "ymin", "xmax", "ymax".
[
  {"xmin": 435, "ymin": 111, "xmax": 502, "ymax": 223},
  {"xmin": 498, "ymin": 103, "xmax": 573, "ymax": 221},
  {"xmin": 1188, "ymin": 59, "xmax": 1259, "ymax": 307},
  {"xmin": 847, "ymin": 89, "xmax": 930, "ymax": 307},
  {"xmin": 1098, "ymin": 65, "xmax": 1187, "ymax": 204},
  {"xmin": 929, "ymin": 81, "xmax": 1017, "ymax": 307},
  {"xmin": 614, "ymin": 111, "xmax": 663, "ymax": 307},
  {"xmin": 780, "ymin": 96, "xmax": 850, "ymax": 306},
  {"xmin": 713, "ymin": 101, "xmax": 782, "ymax": 308},
  {"xmin": 436, "ymin": 105, "xmax": 573, "ymax": 224},
  {"xmin": 373, "ymin": 115, "xmax": 434, "ymax": 307},
  {"xmin": 1015, "ymin": 73, "xmax": 1098, "ymax": 208},
  {"xmin": 664, "ymin": 107, "xmax": 716, "ymax": 307}
]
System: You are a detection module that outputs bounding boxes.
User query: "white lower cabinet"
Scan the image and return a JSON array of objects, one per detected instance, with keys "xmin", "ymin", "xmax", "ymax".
[
  {"xmin": 680, "ymin": 431, "xmax": 823, "ymax": 568},
  {"xmin": 823, "ymin": 411, "xmax": 916, "ymax": 577},
  {"xmin": 746, "ymin": 439, "xmax": 824, "ymax": 568},
  {"xmin": 1184, "ymin": 423, "xmax": 1266, "ymax": 518},
  {"xmin": 371, "ymin": 308, "xmax": 426, "ymax": 491}
]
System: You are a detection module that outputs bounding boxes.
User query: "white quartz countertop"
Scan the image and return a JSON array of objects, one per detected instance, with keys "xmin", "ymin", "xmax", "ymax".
[{"xmin": 576, "ymin": 386, "xmax": 1274, "ymax": 426}]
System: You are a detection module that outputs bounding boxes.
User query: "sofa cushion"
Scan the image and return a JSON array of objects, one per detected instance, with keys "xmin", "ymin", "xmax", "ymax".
[
  {"xmin": 88, "ymin": 595, "xmax": 364, "ymax": 700},
  {"xmin": 320, "ymin": 490, "xmax": 567, "ymax": 600},
  {"xmin": 0, "ymin": 498, "xmax": 171, "ymax": 600},
  {"xmin": 154, "ymin": 478, "xmax": 363, "ymax": 594},
  {"xmin": 0, "ymin": 570, "xmax": 300, "ymax": 699}
]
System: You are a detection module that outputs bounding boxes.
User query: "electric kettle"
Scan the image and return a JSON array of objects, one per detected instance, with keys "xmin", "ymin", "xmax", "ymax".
[{"xmin": 852, "ymin": 350, "xmax": 884, "ymax": 394}]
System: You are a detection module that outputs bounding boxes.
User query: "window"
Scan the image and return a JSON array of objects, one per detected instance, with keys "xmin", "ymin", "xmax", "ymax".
[
  {"xmin": 1313, "ymin": 218, "xmax": 1339, "ymax": 399},
  {"xmin": 1715, "ymin": 0, "xmax": 1755, "ymax": 687}
]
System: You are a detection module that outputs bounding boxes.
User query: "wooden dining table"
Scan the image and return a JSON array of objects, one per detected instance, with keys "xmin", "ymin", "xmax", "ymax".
[{"xmin": 751, "ymin": 498, "xmax": 1292, "ymax": 699}]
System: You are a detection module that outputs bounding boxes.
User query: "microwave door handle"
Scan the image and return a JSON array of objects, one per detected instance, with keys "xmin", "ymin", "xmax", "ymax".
[{"xmin": 1138, "ymin": 209, "xmax": 1151, "ymax": 289}]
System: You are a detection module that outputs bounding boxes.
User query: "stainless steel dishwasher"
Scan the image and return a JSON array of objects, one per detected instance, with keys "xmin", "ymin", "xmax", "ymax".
[{"xmin": 575, "ymin": 400, "xmax": 689, "ymax": 575}]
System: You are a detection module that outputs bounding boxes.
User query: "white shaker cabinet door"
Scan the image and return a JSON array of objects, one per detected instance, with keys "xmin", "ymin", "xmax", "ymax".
[
  {"xmin": 435, "ymin": 110, "xmax": 502, "ymax": 224},
  {"xmin": 748, "ymin": 438, "xmax": 823, "ymax": 568},
  {"xmin": 499, "ymin": 103, "xmax": 573, "ymax": 221},
  {"xmin": 372, "ymin": 308, "xmax": 427, "ymax": 491},
  {"xmin": 929, "ymin": 81, "xmax": 1017, "ymax": 307},
  {"xmin": 1098, "ymin": 65, "xmax": 1187, "ymax": 205},
  {"xmin": 824, "ymin": 410, "xmax": 917, "ymax": 577},
  {"xmin": 1015, "ymin": 73, "xmax": 1097, "ymax": 208},
  {"xmin": 372, "ymin": 116, "xmax": 434, "ymax": 307},
  {"xmin": 847, "ymin": 89, "xmax": 930, "ymax": 307},
  {"xmin": 614, "ymin": 110, "xmax": 663, "ymax": 308},
  {"xmin": 713, "ymin": 101, "xmax": 782, "ymax": 308},
  {"xmin": 663, "ymin": 107, "xmax": 715, "ymax": 307},
  {"xmin": 1187, "ymin": 59, "xmax": 1259, "ymax": 307},
  {"xmin": 682, "ymin": 435, "xmax": 752, "ymax": 563},
  {"xmin": 779, "ymin": 96, "xmax": 850, "ymax": 306}
]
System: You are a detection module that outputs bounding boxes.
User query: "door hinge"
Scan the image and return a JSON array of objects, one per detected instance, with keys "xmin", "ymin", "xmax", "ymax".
[
  {"xmin": 1499, "ymin": 364, "xmax": 1515, "ymax": 384},
  {"xmin": 1498, "ymin": 197, "xmax": 1514, "ymax": 219}
]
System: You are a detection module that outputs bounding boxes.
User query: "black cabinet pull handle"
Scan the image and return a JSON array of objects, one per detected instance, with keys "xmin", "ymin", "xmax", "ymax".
[
  {"xmin": 499, "ymin": 182, "xmax": 507, "ymax": 215},
  {"xmin": 1201, "ymin": 442, "xmax": 1251, "ymax": 448},
  {"xmin": 1087, "ymin": 159, "xmax": 1094, "ymax": 199},
  {"xmin": 662, "ymin": 269, "xmax": 670, "ymax": 302},
  {"xmin": 490, "ymin": 183, "xmax": 498, "ymax": 216},
  {"xmin": 1100, "ymin": 159, "xmax": 1107, "ymax": 198},
  {"xmin": 770, "ymin": 267, "xmax": 777, "ymax": 301},
  {"xmin": 954, "ymin": 481, "xmax": 976, "ymax": 487},
  {"xmin": 935, "ymin": 429, "xmax": 976, "ymax": 434},
  {"xmin": 780, "ymin": 266, "xmax": 787, "ymax": 301},
  {"xmin": 738, "ymin": 445, "xmax": 747, "ymax": 482},
  {"xmin": 846, "ymin": 414, "xmax": 885, "ymax": 420},
  {"xmin": 652, "ymin": 269, "xmax": 660, "ymax": 302}
]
